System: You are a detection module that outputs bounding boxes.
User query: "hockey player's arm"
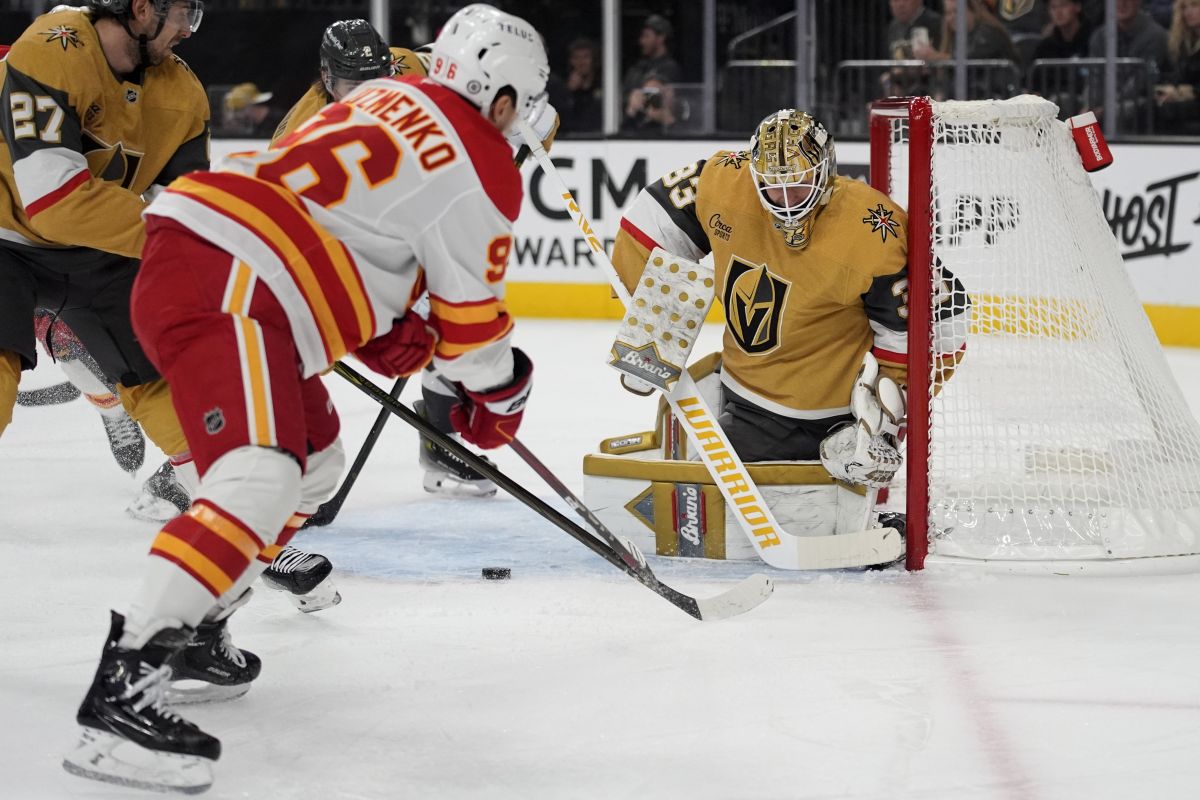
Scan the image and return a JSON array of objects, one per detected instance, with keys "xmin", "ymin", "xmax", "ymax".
[
  {"xmin": 612, "ymin": 157, "xmax": 712, "ymax": 295},
  {"xmin": 1, "ymin": 65, "xmax": 147, "ymax": 258},
  {"xmin": 416, "ymin": 192, "xmax": 531, "ymax": 449},
  {"xmin": 417, "ymin": 193, "xmax": 519, "ymax": 393},
  {"xmin": 151, "ymin": 120, "xmax": 210, "ymax": 189}
]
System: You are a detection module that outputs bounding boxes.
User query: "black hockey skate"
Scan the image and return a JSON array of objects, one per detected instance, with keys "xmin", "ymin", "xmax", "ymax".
[
  {"xmin": 103, "ymin": 412, "xmax": 146, "ymax": 475},
  {"xmin": 415, "ymin": 400, "xmax": 497, "ymax": 498},
  {"xmin": 63, "ymin": 611, "xmax": 219, "ymax": 794},
  {"xmin": 127, "ymin": 460, "xmax": 191, "ymax": 523},
  {"xmin": 262, "ymin": 545, "xmax": 342, "ymax": 612},
  {"xmin": 168, "ymin": 610, "xmax": 262, "ymax": 705}
]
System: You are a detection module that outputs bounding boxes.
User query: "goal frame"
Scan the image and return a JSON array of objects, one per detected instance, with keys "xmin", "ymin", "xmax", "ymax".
[
  {"xmin": 869, "ymin": 96, "xmax": 1200, "ymax": 575},
  {"xmin": 869, "ymin": 96, "xmax": 934, "ymax": 571}
]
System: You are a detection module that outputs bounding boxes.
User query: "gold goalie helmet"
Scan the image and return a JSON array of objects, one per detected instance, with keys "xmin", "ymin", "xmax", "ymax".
[{"xmin": 749, "ymin": 109, "xmax": 836, "ymax": 246}]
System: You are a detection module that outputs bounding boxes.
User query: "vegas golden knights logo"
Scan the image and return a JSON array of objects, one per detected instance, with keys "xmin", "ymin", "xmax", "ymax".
[{"xmin": 722, "ymin": 256, "xmax": 790, "ymax": 355}]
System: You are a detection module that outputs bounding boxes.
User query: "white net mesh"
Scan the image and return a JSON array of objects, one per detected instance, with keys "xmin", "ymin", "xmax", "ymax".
[{"xmin": 892, "ymin": 96, "xmax": 1200, "ymax": 563}]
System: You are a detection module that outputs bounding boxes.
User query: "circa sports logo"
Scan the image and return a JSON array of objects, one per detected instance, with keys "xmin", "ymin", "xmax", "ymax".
[
  {"xmin": 862, "ymin": 203, "xmax": 901, "ymax": 243},
  {"xmin": 41, "ymin": 25, "xmax": 82, "ymax": 50},
  {"xmin": 722, "ymin": 256, "xmax": 790, "ymax": 355},
  {"xmin": 708, "ymin": 213, "xmax": 733, "ymax": 241}
]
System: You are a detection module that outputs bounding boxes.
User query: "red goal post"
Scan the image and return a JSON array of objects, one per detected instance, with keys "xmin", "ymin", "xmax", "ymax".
[{"xmin": 869, "ymin": 95, "xmax": 1200, "ymax": 573}]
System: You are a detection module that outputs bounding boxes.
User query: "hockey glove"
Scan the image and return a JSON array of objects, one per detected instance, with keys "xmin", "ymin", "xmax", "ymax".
[
  {"xmin": 448, "ymin": 348, "xmax": 533, "ymax": 449},
  {"xmin": 820, "ymin": 352, "xmax": 906, "ymax": 489},
  {"xmin": 353, "ymin": 314, "xmax": 437, "ymax": 378}
]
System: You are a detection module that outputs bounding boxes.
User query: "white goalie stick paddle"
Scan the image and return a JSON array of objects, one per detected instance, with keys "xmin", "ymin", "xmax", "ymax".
[
  {"xmin": 517, "ymin": 119, "xmax": 902, "ymax": 571},
  {"xmin": 335, "ymin": 362, "xmax": 771, "ymax": 621}
]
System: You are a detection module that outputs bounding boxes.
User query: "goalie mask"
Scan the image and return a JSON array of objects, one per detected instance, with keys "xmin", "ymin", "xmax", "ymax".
[
  {"xmin": 320, "ymin": 19, "xmax": 393, "ymax": 100},
  {"xmin": 428, "ymin": 4, "xmax": 550, "ymax": 134},
  {"xmin": 749, "ymin": 109, "xmax": 836, "ymax": 248}
]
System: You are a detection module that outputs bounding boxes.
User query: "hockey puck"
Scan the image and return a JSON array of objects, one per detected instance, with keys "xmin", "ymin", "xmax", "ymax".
[{"xmin": 481, "ymin": 567, "xmax": 511, "ymax": 580}]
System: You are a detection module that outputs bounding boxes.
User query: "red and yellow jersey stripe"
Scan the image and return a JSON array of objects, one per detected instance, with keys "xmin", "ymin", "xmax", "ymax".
[
  {"xmin": 166, "ymin": 172, "xmax": 376, "ymax": 364},
  {"xmin": 428, "ymin": 293, "xmax": 513, "ymax": 360}
]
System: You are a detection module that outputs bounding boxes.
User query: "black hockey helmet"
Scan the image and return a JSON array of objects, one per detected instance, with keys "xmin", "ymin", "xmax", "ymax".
[
  {"xmin": 86, "ymin": 0, "xmax": 204, "ymax": 32},
  {"xmin": 320, "ymin": 19, "xmax": 392, "ymax": 82}
]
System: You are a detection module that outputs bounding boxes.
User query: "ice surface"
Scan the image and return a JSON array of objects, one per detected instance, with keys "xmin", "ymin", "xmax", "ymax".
[{"xmin": 3, "ymin": 320, "xmax": 1200, "ymax": 799}]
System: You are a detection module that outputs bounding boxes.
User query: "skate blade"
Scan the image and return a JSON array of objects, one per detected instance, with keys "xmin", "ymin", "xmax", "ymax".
[
  {"xmin": 167, "ymin": 680, "xmax": 251, "ymax": 705},
  {"xmin": 422, "ymin": 471, "xmax": 498, "ymax": 498},
  {"xmin": 290, "ymin": 585, "xmax": 342, "ymax": 613},
  {"xmin": 126, "ymin": 495, "xmax": 184, "ymax": 524},
  {"xmin": 63, "ymin": 726, "xmax": 214, "ymax": 794}
]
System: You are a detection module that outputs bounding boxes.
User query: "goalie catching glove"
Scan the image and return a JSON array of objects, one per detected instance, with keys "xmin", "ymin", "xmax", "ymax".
[
  {"xmin": 449, "ymin": 348, "xmax": 533, "ymax": 449},
  {"xmin": 820, "ymin": 352, "xmax": 906, "ymax": 488},
  {"xmin": 353, "ymin": 314, "xmax": 437, "ymax": 378}
]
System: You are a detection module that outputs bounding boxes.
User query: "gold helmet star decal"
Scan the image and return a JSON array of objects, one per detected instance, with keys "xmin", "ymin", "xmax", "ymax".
[
  {"xmin": 42, "ymin": 25, "xmax": 82, "ymax": 50},
  {"xmin": 862, "ymin": 203, "xmax": 901, "ymax": 243}
]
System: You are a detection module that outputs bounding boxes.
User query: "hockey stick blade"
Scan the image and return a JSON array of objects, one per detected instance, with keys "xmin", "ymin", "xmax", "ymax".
[
  {"xmin": 506, "ymin": 437, "xmax": 770, "ymax": 619},
  {"xmin": 305, "ymin": 373, "xmax": 407, "ymax": 528},
  {"xmin": 16, "ymin": 381, "xmax": 81, "ymax": 406},
  {"xmin": 334, "ymin": 362, "xmax": 772, "ymax": 621}
]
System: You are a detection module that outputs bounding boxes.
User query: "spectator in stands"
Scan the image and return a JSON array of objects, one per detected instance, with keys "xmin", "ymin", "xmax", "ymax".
[
  {"xmin": 914, "ymin": 0, "xmax": 1020, "ymax": 62},
  {"xmin": 621, "ymin": 74, "xmax": 681, "ymax": 134},
  {"xmin": 549, "ymin": 38, "xmax": 602, "ymax": 133},
  {"xmin": 1155, "ymin": 0, "xmax": 1200, "ymax": 131},
  {"xmin": 1147, "ymin": 0, "xmax": 1177, "ymax": 26},
  {"xmin": 221, "ymin": 82, "xmax": 279, "ymax": 138},
  {"xmin": 886, "ymin": 0, "xmax": 943, "ymax": 58},
  {"xmin": 622, "ymin": 14, "xmax": 681, "ymax": 129},
  {"xmin": 1087, "ymin": 0, "xmax": 1169, "ymax": 73},
  {"xmin": 913, "ymin": 0, "xmax": 1019, "ymax": 98},
  {"xmin": 1034, "ymin": 0, "xmax": 1094, "ymax": 58}
]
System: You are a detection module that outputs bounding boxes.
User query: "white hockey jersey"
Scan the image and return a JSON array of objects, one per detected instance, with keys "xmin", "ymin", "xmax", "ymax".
[{"xmin": 145, "ymin": 75, "xmax": 521, "ymax": 391}]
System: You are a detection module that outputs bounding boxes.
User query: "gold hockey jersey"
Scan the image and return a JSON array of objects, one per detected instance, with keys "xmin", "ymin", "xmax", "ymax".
[
  {"xmin": 271, "ymin": 47, "xmax": 427, "ymax": 145},
  {"xmin": 0, "ymin": 8, "xmax": 209, "ymax": 258},
  {"xmin": 613, "ymin": 151, "xmax": 967, "ymax": 419}
]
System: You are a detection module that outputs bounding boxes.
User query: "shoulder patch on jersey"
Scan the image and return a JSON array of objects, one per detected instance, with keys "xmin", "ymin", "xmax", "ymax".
[
  {"xmin": 41, "ymin": 25, "xmax": 82, "ymax": 50},
  {"xmin": 714, "ymin": 150, "xmax": 749, "ymax": 169},
  {"xmin": 862, "ymin": 202, "xmax": 901, "ymax": 243}
]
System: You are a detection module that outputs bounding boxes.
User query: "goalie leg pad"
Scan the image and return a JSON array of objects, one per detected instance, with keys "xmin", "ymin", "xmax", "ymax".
[{"xmin": 582, "ymin": 454, "xmax": 870, "ymax": 561}]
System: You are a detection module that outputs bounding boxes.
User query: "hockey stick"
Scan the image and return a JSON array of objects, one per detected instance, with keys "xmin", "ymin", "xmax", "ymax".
[
  {"xmin": 429, "ymin": 373, "xmax": 649, "ymax": 575},
  {"xmin": 516, "ymin": 119, "xmax": 902, "ymax": 571},
  {"xmin": 304, "ymin": 375, "xmax": 408, "ymax": 528},
  {"xmin": 333, "ymin": 361, "xmax": 772, "ymax": 621},
  {"xmin": 16, "ymin": 380, "xmax": 81, "ymax": 406}
]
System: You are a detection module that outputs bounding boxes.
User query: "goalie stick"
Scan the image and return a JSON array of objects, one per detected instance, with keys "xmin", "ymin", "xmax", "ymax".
[
  {"xmin": 334, "ymin": 361, "xmax": 772, "ymax": 621},
  {"xmin": 516, "ymin": 118, "xmax": 902, "ymax": 571},
  {"xmin": 304, "ymin": 375, "xmax": 407, "ymax": 528}
]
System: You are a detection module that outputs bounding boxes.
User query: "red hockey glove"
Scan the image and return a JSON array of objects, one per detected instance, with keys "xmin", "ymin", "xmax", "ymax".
[
  {"xmin": 353, "ymin": 314, "xmax": 437, "ymax": 378},
  {"xmin": 448, "ymin": 348, "xmax": 533, "ymax": 449}
]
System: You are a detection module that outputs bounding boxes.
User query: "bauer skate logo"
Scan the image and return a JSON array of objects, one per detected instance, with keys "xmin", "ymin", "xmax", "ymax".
[
  {"xmin": 673, "ymin": 483, "xmax": 705, "ymax": 557},
  {"xmin": 723, "ymin": 256, "xmax": 790, "ymax": 355},
  {"xmin": 203, "ymin": 407, "xmax": 226, "ymax": 435},
  {"xmin": 862, "ymin": 203, "xmax": 901, "ymax": 243},
  {"xmin": 41, "ymin": 25, "xmax": 81, "ymax": 50},
  {"xmin": 610, "ymin": 341, "xmax": 681, "ymax": 390}
]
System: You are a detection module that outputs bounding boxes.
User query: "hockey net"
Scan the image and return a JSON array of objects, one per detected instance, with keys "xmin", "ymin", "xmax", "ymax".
[{"xmin": 870, "ymin": 96, "xmax": 1200, "ymax": 572}]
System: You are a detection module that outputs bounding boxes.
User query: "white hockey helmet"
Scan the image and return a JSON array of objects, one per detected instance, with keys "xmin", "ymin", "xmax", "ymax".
[{"xmin": 427, "ymin": 4, "xmax": 549, "ymax": 131}]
